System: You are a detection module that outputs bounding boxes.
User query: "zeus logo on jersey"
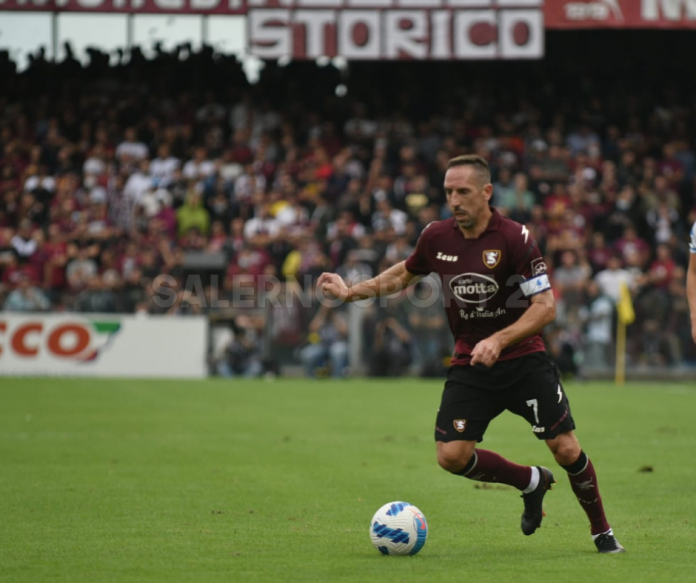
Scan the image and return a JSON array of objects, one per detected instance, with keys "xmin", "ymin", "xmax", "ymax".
[
  {"xmin": 449, "ymin": 273, "xmax": 499, "ymax": 304},
  {"xmin": 436, "ymin": 252, "xmax": 458, "ymax": 262}
]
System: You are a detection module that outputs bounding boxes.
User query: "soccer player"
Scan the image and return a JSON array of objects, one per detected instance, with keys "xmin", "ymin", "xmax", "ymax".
[
  {"xmin": 687, "ymin": 222, "xmax": 696, "ymax": 343},
  {"xmin": 317, "ymin": 155, "xmax": 624, "ymax": 553}
]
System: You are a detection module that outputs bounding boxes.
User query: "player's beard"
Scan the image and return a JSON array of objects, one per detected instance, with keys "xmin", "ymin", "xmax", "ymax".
[{"xmin": 453, "ymin": 211, "xmax": 474, "ymax": 228}]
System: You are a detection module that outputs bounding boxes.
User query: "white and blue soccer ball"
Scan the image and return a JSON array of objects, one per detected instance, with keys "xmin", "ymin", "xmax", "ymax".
[{"xmin": 369, "ymin": 501, "xmax": 428, "ymax": 556}]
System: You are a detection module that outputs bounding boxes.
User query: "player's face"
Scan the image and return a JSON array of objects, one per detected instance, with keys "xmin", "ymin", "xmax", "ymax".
[{"xmin": 444, "ymin": 166, "xmax": 493, "ymax": 229}]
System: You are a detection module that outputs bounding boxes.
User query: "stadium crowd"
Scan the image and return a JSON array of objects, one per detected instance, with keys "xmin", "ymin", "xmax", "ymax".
[{"xmin": 1, "ymin": 37, "xmax": 696, "ymax": 376}]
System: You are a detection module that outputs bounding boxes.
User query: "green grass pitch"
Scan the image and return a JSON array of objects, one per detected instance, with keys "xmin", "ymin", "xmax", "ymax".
[{"xmin": 1, "ymin": 377, "xmax": 695, "ymax": 583}]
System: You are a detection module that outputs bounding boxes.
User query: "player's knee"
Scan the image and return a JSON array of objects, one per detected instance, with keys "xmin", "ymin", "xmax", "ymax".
[
  {"xmin": 436, "ymin": 445, "xmax": 474, "ymax": 474},
  {"xmin": 548, "ymin": 434, "xmax": 581, "ymax": 466}
]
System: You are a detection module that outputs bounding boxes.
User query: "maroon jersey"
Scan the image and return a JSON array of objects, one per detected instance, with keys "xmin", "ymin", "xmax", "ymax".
[{"xmin": 405, "ymin": 208, "xmax": 551, "ymax": 366}]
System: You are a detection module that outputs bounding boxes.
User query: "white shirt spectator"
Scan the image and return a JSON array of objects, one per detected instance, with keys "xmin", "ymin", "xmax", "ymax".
[
  {"xmin": 83, "ymin": 157, "xmax": 106, "ymax": 177},
  {"xmin": 344, "ymin": 117, "xmax": 378, "ymax": 138},
  {"xmin": 234, "ymin": 173, "xmax": 266, "ymax": 200},
  {"xmin": 137, "ymin": 188, "xmax": 172, "ymax": 218},
  {"xmin": 11, "ymin": 234, "xmax": 37, "ymax": 257},
  {"xmin": 150, "ymin": 156, "xmax": 180, "ymax": 187},
  {"xmin": 24, "ymin": 175, "xmax": 55, "ymax": 192},
  {"xmin": 584, "ymin": 295, "xmax": 614, "ymax": 344},
  {"xmin": 182, "ymin": 159, "xmax": 216, "ymax": 180},
  {"xmin": 66, "ymin": 257, "xmax": 98, "ymax": 288},
  {"xmin": 244, "ymin": 217, "xmax": 281, "ymax": 239},
  {"xmin": 595, "ymin": 268, "xmax": 634, "ymax": 304},
  {"xmin": 275, "ymin": 204, "xmax": 309, "ymax": 227},
  {"xmin": 124, "ymin": 171, "xmax": 153, "ymax": 203},
  {"xmin": 372, "ymin": 208, "xmax": 408, "ymax": 235},
  {"xmin": 115, "ymin": 140, "xmax": 148, "ymax": 162},
  {"xmin": 89, "ymin": 186, "xmax": 108, "ymax": 205}
]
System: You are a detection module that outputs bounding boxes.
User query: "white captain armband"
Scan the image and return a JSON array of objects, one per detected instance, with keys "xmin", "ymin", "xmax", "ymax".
[{"xmin": 520, "ymin": 274, "xmax": 551, "ymax": 298}]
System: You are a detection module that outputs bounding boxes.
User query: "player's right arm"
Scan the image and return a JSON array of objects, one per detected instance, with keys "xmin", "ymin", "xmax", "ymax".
[
  {"xmin": 318, "ymin": 221, "xmax": 435, "ymax": 303},
  {"xmin": 687, "ymin": 222, "xmax": 696, "ymax": 343},
  {"xmin": 317, "ymin": 261, "xmax": 419, "ymax": 303}
]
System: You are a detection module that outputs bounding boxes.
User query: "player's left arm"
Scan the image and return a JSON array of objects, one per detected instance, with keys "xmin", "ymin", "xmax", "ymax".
[
  {"xmin": 471, "ymin": 225, "xmax": 555, "ymax": 368},
  {"xmin": 470, "ymin": 290, "xmax": 555, "ymax": 367}
]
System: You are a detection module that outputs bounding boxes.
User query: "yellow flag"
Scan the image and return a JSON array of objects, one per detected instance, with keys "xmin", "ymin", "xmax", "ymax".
[{"xmin": 616, "ymin": 281, "xmax": 635, "ymax": 325}]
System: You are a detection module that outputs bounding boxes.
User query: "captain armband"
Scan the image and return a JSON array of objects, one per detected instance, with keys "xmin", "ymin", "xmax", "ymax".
[{"xmin": 519, "ymin": 274, "xmax": 551, "ymax": 298}]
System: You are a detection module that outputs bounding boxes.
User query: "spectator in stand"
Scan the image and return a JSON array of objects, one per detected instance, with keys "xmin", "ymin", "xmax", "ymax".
[
  {"xmin": 497, "ymin": 172, "xmax": 535, "ymax": 222},
  {"xmin": 300, "ymin": 305, "xmax": 349, "ymax": 378},
  {"xmin": 182, "ymin": 147, "xmax": 216, "ymax": 181},
  {"xmin": 646, "ymin": 202, "xmax": 680, "ymax": 245},
  {"xmin": 370, "ymin": 315, "xmax": 413, "ymax": 377},
  {"xmin": 115, "ymin": 127, "xmax": 148, "ymax": 168},
  {"xmin": 148, "ymin": 144, "xmax": 180, "ymax": 188},
  {"xmin": 176, "ymin": 191, "xmax": 210, "ymax": 237},
  {"xmin": 1, "ymin": 44, "xmax": 696, "ymax": 369},
  {"xmin": 615, "ymin": 225, "xmax": 651, "ymax": 269},
  {"xmin": 66, "ymin": 246, "xmax": 98, "ymax": 292},
  {"xmin": 587, "ymin": 232, "xmax": 612, "ymax": 274},
  {"xmin": 10, "ymin": 219, "xmax": 38, "ymax": 258},
  {"xmin": 5, "ymin": 274, "xmax": 50, "ymax": 312},
  {"xmin": 595, "ymin": 254, "xmax": 635, "ymax": 304},
  {"xmin": 580, "ymin": 281, "xmax": 614, "ymax": 371},
  {"xmin": 243, "ymin": 202, "xmax": 280, "ymax": 241},
  {"xmin": 337, "ymin": 249, "xmax": 373, "ymax": 288},
  {"xmin": 553, "ymin": 250, "xmax": 589, "ymax": 304},
  {"xmin": 74, "ymin": 273, "xmax": 120, "ymax": 313}
]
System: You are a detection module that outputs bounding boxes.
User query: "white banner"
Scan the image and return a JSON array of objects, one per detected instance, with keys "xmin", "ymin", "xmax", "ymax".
[
  {"xmin": 248, "ymin": 5, "xmax": 544, "ymax": 60},
  {"xmin": 0, "ymin": 314, "xmax": 208, "ymax": 378}
]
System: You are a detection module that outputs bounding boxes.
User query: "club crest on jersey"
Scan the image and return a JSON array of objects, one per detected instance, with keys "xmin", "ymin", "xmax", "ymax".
[
  {"xmin": 453, "ymin": 419, "xmax": 467, "ymax": 433},
  {"xmin": 483, "ymin": 250, "xmax": 501, "ymax": 268}
]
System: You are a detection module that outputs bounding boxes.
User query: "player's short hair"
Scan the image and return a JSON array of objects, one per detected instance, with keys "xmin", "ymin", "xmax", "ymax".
[{"xmin": 446, "ymin": 155, "xmax": 491, "ymax": 185}]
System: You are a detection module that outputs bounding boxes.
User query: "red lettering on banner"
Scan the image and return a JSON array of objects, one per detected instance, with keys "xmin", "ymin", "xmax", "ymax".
[
  {"xmin": 11, "ymin": 323, "xmax": 42, "ymax": 357},
  {"xmin": 0, "ymin": 322, "xmax": 5, "ymax": 356},
  {"xmin": 47, "ymin": 325, "xmax": 91, "ymax": 357}
]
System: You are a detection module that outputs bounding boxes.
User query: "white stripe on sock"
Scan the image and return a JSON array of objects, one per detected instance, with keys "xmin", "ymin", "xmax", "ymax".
[
  {"xmin": 592, "ymin": 528, "xmax": 613, "ymax": 541},
  {"xmin": 462, "ymin": 451, "xmax": 478, "ymax": 477},
  {"xmin": 522, "ymin": 466, "xmax": 540, "ymax": 494}
]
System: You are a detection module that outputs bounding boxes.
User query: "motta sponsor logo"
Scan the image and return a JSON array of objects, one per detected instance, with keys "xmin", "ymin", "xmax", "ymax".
[
  {"xmin": 0, "ymin": 319, "xmax": 121, "ymax": 362},
  {"xmin": 449, "ymin": 273, "xmax": 498, "ymax": 304}
]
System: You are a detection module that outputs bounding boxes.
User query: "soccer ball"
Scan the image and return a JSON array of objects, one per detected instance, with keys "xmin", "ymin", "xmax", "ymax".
[{"xmin": 369, "ymin": 501, "xmax": 428, "ymax": 556}]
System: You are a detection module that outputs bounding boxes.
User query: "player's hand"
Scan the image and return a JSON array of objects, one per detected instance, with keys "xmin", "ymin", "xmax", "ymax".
[
  {"xmin": 470, "ymin": 335, "xmax": 504, "ymax": 368},
  {"xmin": 317, "ymin": 272, "xmax": 350, "ymax": 302}
]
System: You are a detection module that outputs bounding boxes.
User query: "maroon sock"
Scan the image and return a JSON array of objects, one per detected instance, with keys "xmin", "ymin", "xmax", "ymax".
[
  {"xmin": 562, "ymin": 451, "xmax": 611, "ymax": 535},
  {"xmin": 456, "ymin": 449, "xmax": 532, "ymax": 491}
]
